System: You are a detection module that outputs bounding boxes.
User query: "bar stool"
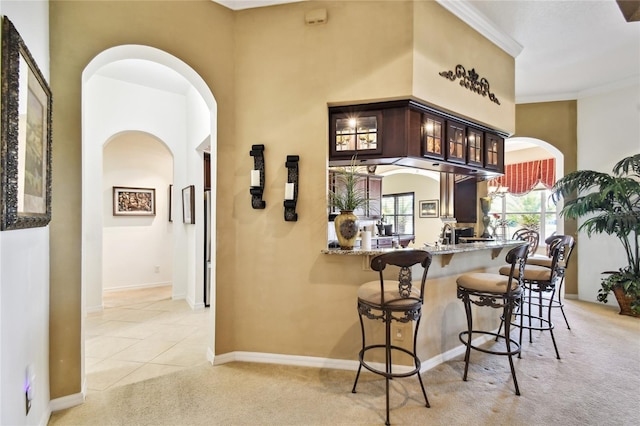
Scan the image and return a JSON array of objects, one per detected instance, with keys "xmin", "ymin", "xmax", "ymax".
[
  {"xmin": 525, "ymin": 235, "xmax": 576, "ymax": 329},
  {"xmin": 512, "ymin": 228, "xmax": 539, "ymax": 256},
  {"xmin": 498, "ymin": 235, "xmax": 574, "ymax": 359},
  {"xmin": 456, "ymin": 243, "xmax": 529, "ymax": 395},
  {"xmin": 352, "ymin": 250, "xmax": 432, "ymax": 426}
]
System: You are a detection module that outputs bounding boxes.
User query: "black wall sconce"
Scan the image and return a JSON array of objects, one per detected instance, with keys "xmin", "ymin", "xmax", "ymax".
[
  {"xmin": 283, "ymin": 155, "xmax": 299, "ymax": 221},
  {"xmin": 249, "ymin": 144, "xmax": 266, "ymax": 209}
]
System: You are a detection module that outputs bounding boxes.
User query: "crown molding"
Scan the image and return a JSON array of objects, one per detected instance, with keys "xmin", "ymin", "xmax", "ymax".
[{"xmin": 436, "ymin": 0, "xmax": 523, "ymax": 58}]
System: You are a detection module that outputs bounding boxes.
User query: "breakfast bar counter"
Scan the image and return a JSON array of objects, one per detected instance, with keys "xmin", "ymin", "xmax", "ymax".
[{"xmin": 321, "ymin": 239, "xmax": 527, "ymax": 368}]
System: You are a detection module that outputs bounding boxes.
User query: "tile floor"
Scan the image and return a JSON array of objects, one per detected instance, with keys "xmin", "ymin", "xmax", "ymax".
[{"xmin": 85, "ymin": 285, "xmax": 210, "ymax": 393}]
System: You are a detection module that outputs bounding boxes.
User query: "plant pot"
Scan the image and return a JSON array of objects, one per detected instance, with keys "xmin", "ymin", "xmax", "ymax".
[
  {"xmin": 334, "ymin": 210, "xmax": 358, "ymax": 250},
  {"xmin": 612, "ymin": 286, "xmax": 639, "ymax": 317}
]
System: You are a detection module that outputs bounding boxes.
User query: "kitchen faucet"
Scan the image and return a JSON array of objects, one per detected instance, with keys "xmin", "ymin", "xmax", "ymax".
[{"xmin": 441, "ymin": 223, "xmax": 455, "ymax": 245}]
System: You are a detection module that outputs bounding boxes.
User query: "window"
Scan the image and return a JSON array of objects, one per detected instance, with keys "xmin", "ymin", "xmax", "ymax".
[
  {"xmin": 489, "ymin": 190, "xmax": 557, "ymax": 246},
  {"xmin": 382, "ymin": 192, "xmax": 414, "ymax": 235}
]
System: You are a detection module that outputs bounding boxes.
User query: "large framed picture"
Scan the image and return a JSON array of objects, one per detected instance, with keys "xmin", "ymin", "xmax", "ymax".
[
  {"xmin": 113, "ymin": 187, "xmax": 156, "ymax": 216},
  {"xmin": 182, "ymin": 185, "xmax": 195, "ymax": 224},
  {"xmin": 419, "ymin": 199, "xmax": 439, "ymax": 218},
  {"xmin": 0, "ymin": 17, "xmax": 53, "ymax": 230}
]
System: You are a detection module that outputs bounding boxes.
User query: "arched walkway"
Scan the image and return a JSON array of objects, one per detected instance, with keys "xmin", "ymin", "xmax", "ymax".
[{"xmin": 81, "ymin": 45, "xmax": 218, "ymax": 384}]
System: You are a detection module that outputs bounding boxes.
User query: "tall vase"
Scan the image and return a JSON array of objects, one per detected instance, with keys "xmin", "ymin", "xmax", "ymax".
[
  {"xmin": 480, "ymin": 196, "xmax": 492, "ymax": 238},
  {"xmin": 334, "ymin": 210, "xmax": 358, "ymax": 250}
]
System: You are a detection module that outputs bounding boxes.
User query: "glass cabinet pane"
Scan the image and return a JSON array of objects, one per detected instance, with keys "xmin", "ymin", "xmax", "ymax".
[
  {"xmin": 422, "ymin": 115, "xmax": 443, "ymax": 159},
  {"xmin": 333, "ymin": 115, "xmax": 379, "ymax": 154}
]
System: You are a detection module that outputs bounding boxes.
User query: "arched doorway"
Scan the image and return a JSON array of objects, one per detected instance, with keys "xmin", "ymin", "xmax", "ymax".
[{"xmin": 81, "ymin": 45, "xmax": 218, "ymax": 383}]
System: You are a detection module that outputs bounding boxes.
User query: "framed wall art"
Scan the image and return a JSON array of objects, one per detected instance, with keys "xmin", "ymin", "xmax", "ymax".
[
  {"xmin": 419, "ymin": 199, "xmax": 439, "ymax": 218},
  {"xmin": 182, "ymin": 185, "xmax": 195, "ymax": 224},
  {"xmin": 113, "ymin": 186, "xmax": 156, "ymax": 216},
  {"xmin": 0, "ymin": 17, "xmax": 53, "ymax": 230}
]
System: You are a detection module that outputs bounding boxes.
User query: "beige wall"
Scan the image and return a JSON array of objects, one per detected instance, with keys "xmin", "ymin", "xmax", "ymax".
[
  {"xmin": 412, "ymin": 1, "xmax": 515, "ymax": 134},
  {"xmin": 49, "ymin": 0, "xmax": 235, "ymax": 398},
  {"xmin": 49, "ymin": 0, "xmax": 515, "ymax": 398},
  {"xmin": 515, "ymin": 100, "xmax": 578, "ymax": 294}
]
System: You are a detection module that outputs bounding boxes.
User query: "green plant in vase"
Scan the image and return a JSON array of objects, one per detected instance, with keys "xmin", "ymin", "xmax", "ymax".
[
  {"xmin": 329, "ymin": 157, "xmax": 369, "ymax": 250},
  {"xmin": 551, "ymin": 154, "xmax": 640, "ymax": 316}
]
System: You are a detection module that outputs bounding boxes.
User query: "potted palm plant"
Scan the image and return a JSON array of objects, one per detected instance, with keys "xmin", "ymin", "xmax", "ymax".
[
  {"xmin": 329, "ymin": 158, "xmax": 369, "ymax": 250},
  {"xmin": 551, "ymin": 154, "xmax": 640, "ymax": 316}
]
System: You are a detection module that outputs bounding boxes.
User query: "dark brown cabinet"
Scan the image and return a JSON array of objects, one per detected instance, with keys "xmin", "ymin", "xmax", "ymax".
[
  {"xmin": 330, "ymin": 111, "xmax": 383, "ymax": 160},
  {"xmin": 421, "ymin": 113, "xmax": 445, "ymax": 160},
  {"xmin": 329, "ymin": 99, "xmax": 506, "ymax": 178},
  {"xmin": 467, "ymin": 127, "xmax": 484, "ymax": 167},
  {"xmin": 446, "ymin": 121, "xmax": 467, "ymax": 164},
  {"xmin": 484, "ymin": 133, "xmax": 503, "ymax": 171}
]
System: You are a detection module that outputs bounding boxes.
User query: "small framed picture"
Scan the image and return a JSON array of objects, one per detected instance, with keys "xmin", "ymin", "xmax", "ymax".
[
  {"xmin": 182, "ymin": 185, "xmax": 195, "ymax": 224},
  {"xmin": 419, "ymin": 199, "xmax": 439, "ymax": 218},
  {"xmin": 113, "ymin": 187, "xmax": 156, "ymax": 216}
]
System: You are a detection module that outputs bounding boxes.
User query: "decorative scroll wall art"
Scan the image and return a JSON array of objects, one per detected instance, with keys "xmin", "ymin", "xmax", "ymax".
[
  {"xmin": 439, "ymin": 64, "xmax": 500, "ymax": 105},
  {"xmin": 1, "ymin": 17, "xmax": 53, "ymax": 230}
]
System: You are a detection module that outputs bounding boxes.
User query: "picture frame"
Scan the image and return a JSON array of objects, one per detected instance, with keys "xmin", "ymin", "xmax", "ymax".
[
  {"xmin": 182, "ymin": 185, "xmax": 195, "ymax": 224},
  {"xmin": 419, "ymin": 199, "xmax": 439, "ymax": 218},
  {"xmin": 113, "ymin": 186, "xmax": 156, "ymax": 216},
  {"xmin": 0, "ymin": 17, "xmax": 53, "ymax": 230}
]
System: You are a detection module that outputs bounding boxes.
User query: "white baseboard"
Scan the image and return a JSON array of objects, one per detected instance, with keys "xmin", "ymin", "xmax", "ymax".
[
  {"xmin": 212, "ymin": 334, "xmax": 495, "ymax": 375},
  {"xmin": 103, "ymin": 282, "xmax": 172, "ymax": 292},
  {"xmin": 49, "ymin": 390, "xmax": 85, "ymax": 412}
]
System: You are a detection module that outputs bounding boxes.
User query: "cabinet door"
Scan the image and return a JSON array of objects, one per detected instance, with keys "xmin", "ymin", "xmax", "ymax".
[
  {"xmin": 446, "ymin": 121, "xmax": 466, "ymax": 164},
  {"xmin": 484, "ymin": 133, "xmax": 504, "ymax": 171},
  {"xmin": 421, "ymin": 113, "xmax": 445, "ymax": 160},
  {"xmin": 330, "ymin": 111, "xmax": 383, "ymax": 159},
  {"xmin": 367, "ymin": 175, "xmax": 382, "ymax": 218},
  {"xmin": 466, "ymin": 127, "xmax": 483, "ymax": 167}
]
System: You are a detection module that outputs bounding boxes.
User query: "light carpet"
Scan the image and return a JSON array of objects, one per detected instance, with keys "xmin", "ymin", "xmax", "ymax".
[{"xmin": 49, "ymin": 299, "xmax": 640, "ymax": 425}]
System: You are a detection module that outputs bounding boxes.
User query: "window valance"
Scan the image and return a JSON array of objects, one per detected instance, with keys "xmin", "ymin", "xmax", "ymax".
[{"xmin": 488, "ymin": 158, "xmax": 556, "ymax": 196}]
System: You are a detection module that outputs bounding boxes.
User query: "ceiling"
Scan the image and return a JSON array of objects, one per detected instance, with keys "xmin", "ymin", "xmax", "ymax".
[{"xmin": 214, "ymin": 0, "xmax": 640, "ymax": 103}]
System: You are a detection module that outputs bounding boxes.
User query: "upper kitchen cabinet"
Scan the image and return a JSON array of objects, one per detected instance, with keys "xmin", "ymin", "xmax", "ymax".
[
  {"xmin": 421, "ymin": 112, "xmax": 445, "ymax": 161},
  {"xmin": 328, "ymin": 99, "xmax": 508, "ymax": 179},
  {"xmin": 330, "ymin": 111, "xmax": 383, "ymax": 159},
  {"xmin": 445, "ymin": 120, "xmax": 466, "ymax": 164},
  {"xmin": 484, "ymin": 133, "xmax": 504, "ymax": 172},
  {"xmin": 466, "ymin": 127, "xmax": 484, "ymax": 168}
]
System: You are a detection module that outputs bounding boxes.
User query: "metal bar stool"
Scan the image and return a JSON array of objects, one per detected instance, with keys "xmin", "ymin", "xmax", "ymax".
[
  {"xmin": 456, "ymin": 243, "xmax": 529, "ymax": 396},
  {"xmin": 525, "ymin": 235, "xmax": 576, "ymax": 329},
  {"xmin": 499, "ymin": 235, "xmax": 574, "ymax": 359},
  {"xmin": 352, "ymin": 250, "xmax": 432, "ymax": 426}
]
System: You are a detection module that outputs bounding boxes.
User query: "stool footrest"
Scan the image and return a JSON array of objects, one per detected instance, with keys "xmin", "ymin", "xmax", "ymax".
[
  {"xmin": 358, "ymin": 344, "xmax": 421, "ymax": 378},
  {"xmin": 459, "ymin": 330, "xmax": 521, "ymax": 356}
]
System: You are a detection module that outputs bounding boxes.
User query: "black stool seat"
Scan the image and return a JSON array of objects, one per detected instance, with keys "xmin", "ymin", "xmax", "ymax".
[
  {"xmin": 352, "ymin": 250, "xmax": 432, "ymax": 426},
  {"xmin": 456, "ymin": 243, "xmax": 529, "ymax": 396}
]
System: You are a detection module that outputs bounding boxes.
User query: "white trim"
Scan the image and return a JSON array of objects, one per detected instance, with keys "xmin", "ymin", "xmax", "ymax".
[
  {"xmin": 212, "ymin": 334, "xmax": 495, "ymax": 374},
  {"xmin": 102, "ymin": 282, "xmax": 172, "ymax": 292},
  {"xmin": 436, "ymin": 0, "xmax": 523, "ymax": 58},
  {"xmin": 49, "ymin": 391, "xmax": 85, "ymax": 412}
]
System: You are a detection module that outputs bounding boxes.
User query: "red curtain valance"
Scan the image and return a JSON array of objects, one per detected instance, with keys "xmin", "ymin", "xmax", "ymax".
[{"xmin": 488, "ymin": 158, "xmax": 556, "ymax": 196}]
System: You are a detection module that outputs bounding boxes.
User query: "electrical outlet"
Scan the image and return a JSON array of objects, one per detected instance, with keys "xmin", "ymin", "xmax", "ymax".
[
  {"xmin": 393, "ymin": 325, "xmax": 404, "ymax": 341},
  {"xmin": 25, "ymin": 365, "xmax": 34, "ymax": 415},
  {"xmin": 154, "ymin": 265, "xmax": 160, "ymax": 273}
]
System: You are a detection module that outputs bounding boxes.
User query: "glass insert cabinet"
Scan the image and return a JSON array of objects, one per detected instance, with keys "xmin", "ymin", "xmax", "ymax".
[
  {"xmin": 328, "ymin": 99, "xmax": 505, "ymax": 177},
  {"xmin": 330, "ymin": 112, "xmax": 383, "ymax": 157}
]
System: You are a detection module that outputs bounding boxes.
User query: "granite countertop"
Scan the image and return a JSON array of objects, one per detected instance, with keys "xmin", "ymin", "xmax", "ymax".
[{"xmin": 321, "ymin": 240, "xmax": 524, "ymax": 256}]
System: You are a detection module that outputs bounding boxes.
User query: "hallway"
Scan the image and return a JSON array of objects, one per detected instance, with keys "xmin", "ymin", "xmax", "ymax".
[{"xmin": 85, "ymin": 286, "xmax": 209, "ymax": 392}]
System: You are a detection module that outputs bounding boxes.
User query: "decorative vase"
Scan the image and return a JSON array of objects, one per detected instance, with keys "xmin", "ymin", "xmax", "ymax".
[
  {"xmin": 335, "ymin": 210, "xmax": 359, "ymax": 250},
  {"xmin": 480, "ymin": 196, "xmax": 492, "ymax": 238},
  {"xmin": 612, "ymin": 286, "xmax": 639, "ymax": 317}
]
